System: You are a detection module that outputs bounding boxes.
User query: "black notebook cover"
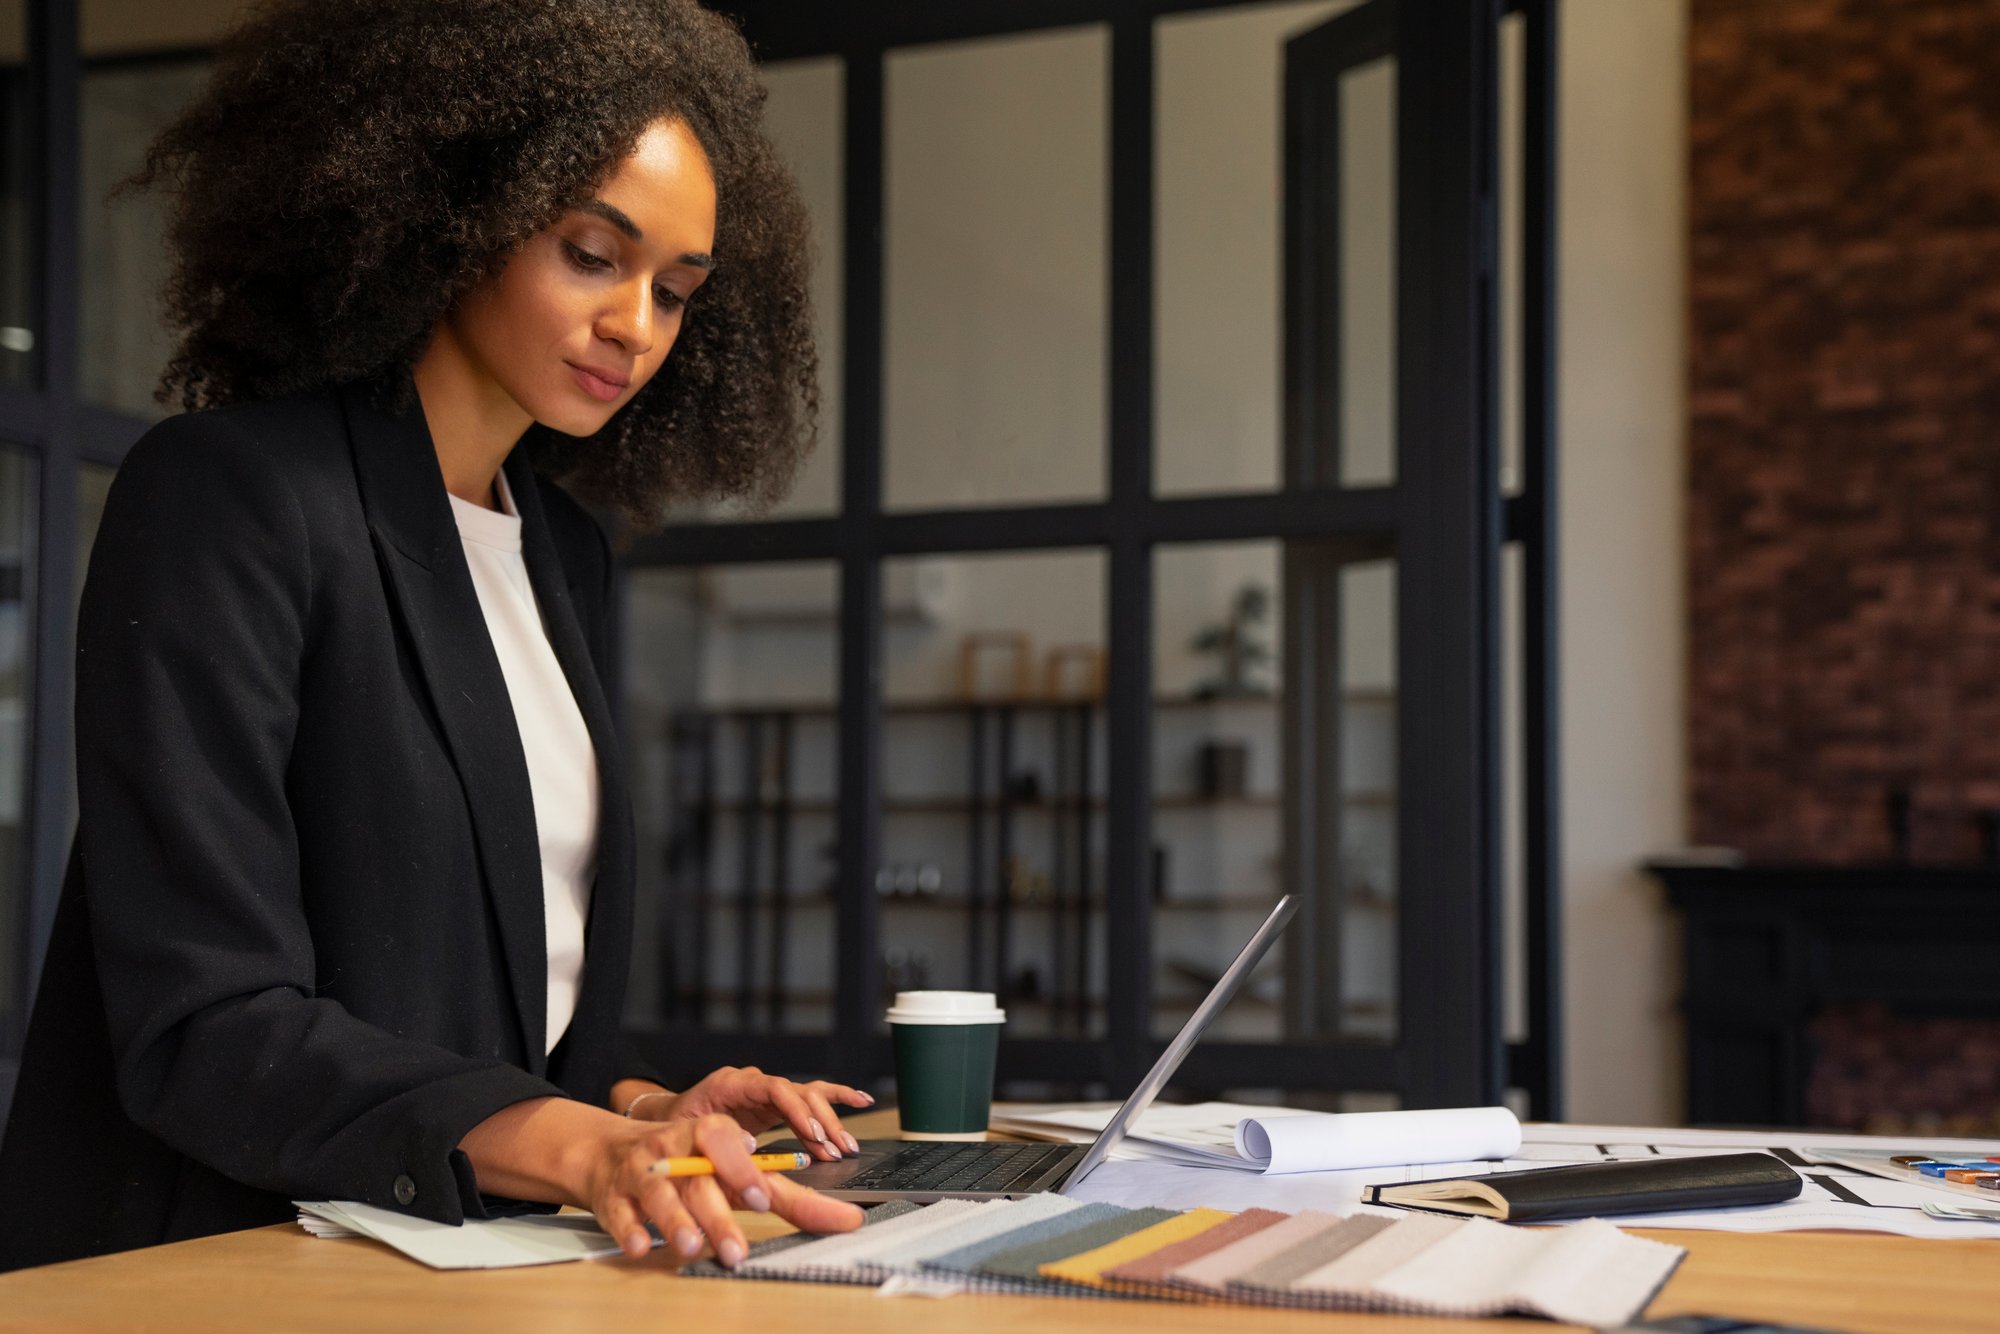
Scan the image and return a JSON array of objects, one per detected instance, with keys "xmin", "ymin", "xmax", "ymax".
[{"xmin": 1365, "ymin": 1151, "xmax": 1802, "ymax": 1223}]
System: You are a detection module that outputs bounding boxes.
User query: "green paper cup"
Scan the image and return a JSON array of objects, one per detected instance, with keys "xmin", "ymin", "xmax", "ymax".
[{"xmin": 886, "ymin": 991, "xmax": 1006, "ymax": 1139}]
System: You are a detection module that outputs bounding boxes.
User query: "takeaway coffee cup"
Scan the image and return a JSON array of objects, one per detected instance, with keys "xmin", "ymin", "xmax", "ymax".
[{"xmin": 886, "ymin": 991, "xmax": 1006, "ymax": 1139}]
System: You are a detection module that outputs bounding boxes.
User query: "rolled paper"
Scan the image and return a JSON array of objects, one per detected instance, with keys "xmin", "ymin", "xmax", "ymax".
[{"xmin": 1233, "ymin": 1106, "xmax": 1523, "ymax": 1175}]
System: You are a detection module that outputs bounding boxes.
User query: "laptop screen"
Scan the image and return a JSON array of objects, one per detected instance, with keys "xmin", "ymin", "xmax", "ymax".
[{"xmin": 1058, "ymin": 894, "xmax": 1300, "ymax": 1191}]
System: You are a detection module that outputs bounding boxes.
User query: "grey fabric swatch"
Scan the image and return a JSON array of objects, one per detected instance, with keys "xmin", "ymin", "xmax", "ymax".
[
  {"xmin": 921, "ymin": 1202, "xmax": 1128, "ymax": 1274},
  {"xmin": 678, "ymin": 1199, "xmax": 919, "ymax": 1278},
  {"xmin": 977, "ymin": 1207, "xmax": 1181, "ymax": 1281},
  {"xmin": 1231, "ymin": 1214, "xmax": 1392, "ymax": 1289},
  {"xmin": 853, "ymin": 1195, "xmax": 1087, "ymax": 1282}
]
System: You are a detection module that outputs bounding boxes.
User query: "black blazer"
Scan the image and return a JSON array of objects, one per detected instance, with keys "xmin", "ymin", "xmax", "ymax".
[{"xmin": 0, "ymin": 382, "xmax": 650, "ymax": 1271}]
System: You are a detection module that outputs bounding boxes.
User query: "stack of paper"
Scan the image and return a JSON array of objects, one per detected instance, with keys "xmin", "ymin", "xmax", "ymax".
[
  {"xmin": 294, "ymin": 1201, "xmax": 631, "ymax": 1269},
  {"xmin": 987, "ymin": 1102, "xmax": 1522, "ymax": 1174}
]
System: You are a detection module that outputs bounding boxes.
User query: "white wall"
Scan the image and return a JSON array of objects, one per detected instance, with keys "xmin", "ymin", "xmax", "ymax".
[{"xmin": 1558, "ymin": 0, "xmax": 1687, "ymax": 1124}]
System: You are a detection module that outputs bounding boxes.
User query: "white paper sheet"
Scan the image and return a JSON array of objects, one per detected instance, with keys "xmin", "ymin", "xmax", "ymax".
[
  {"xmin": 294, "ymin": 1201, "xmax": 632, "ymax": 1268},
  {"xmin": 1061, "ymin": 1117, "xmax": 2000, "ymax": 1239},
  {"xmin": 1235, "ymin": 1107, "xmax": 1522, "ymax": 1174}
]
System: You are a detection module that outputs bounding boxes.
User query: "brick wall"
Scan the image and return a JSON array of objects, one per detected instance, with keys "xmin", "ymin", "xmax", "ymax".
[{"xmin": 1688, "ymin": 0, "xmax": 2000, "ymax": 861}]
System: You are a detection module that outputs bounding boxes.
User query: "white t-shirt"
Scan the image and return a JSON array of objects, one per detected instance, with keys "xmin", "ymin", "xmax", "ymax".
[{"xmin": 447, "ymin": 469, "xmax": 601, "ymax": 1056}]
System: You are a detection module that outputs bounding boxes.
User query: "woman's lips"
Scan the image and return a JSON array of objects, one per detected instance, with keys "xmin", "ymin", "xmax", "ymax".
[{"xmin": 568, "ymin": 362, "xmax": 628, "ymax": 403}]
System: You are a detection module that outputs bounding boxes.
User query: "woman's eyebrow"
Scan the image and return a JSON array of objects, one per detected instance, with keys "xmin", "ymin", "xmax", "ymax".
[{"xmin": 581, "ymin": 199, "xmax": 715, "ymax": 269}]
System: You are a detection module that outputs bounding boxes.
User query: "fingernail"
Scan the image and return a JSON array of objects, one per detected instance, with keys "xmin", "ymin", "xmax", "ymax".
[
  {"xmin": 821, "ymin": 1137, "xmax": 842, "ymax": 1159},
  {"xmin": 808, "ymin": 1118, "xmax": 825, "ymax": 1143},
  {"xmin": 842, "ymin": 1131, "xmax": 861, "ymax": 1154},
  {"xmin": 718, "ymin": 1237, "xmax": 747, "ymax": 1269},
  {"xmin": 742, "ymin": 1132, "xmax": 758, "ymax": 1152},
  {"xmin": 626, "ymin": 1231, "xmax": 652, "ymax": 1258},
  {"xmin": 742, "ymin": 1184, "xmax": 771, "ymax": 1212},
  {"xmin": 674, "ymin": 1227, "xmax": 702, "ymax": 1258},
  {"xmin": 860, "ymin": 1092, "xmax": 877, "ymax": 1105}
]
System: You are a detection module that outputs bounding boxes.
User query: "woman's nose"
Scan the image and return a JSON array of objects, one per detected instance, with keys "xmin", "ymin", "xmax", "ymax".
[{"xmin": 596, "ymin": 280, "xmax": 654, "ymax": 355}]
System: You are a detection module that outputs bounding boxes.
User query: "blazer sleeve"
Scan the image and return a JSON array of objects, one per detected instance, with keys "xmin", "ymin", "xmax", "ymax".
[{"xmin": 77, "ymin": 412, "xmax": 565, "ymax": 1225}]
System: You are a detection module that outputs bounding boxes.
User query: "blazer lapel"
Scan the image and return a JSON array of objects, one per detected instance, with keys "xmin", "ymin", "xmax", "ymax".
[
  {"xmin": 503, "ymin": 449, "xmax": 636, "ymax": 1069},
  {"xmin": 339, "ymin": 384, "xmax": 550, "ymax": 1073}
]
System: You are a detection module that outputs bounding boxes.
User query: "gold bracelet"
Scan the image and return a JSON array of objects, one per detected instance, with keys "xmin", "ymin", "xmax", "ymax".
[{"xmin": 624, "ymin": 1090, "xmax": 675, "ymax": 1119}]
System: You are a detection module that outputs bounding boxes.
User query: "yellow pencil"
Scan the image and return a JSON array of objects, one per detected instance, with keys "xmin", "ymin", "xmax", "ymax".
[{"xmin": 648, "ymin": 1151, "xmax": 813, "ymax": 1178}]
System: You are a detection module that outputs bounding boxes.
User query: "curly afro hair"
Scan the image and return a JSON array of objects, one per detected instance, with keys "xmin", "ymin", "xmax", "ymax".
[{"xmin": 132, "ymin": 0, "xmax": 817, "ymax": 525}]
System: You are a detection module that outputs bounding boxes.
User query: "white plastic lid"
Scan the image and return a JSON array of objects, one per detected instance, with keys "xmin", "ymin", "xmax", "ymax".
[{"xmin": 884, "ymin": 991, "xmax": 1006, "ymax": 1025}]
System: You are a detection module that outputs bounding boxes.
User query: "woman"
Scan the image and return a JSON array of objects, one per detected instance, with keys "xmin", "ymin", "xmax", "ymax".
[{"xmin": 0, "ymin": 0, "xmax": 864, "ymax": 1271}]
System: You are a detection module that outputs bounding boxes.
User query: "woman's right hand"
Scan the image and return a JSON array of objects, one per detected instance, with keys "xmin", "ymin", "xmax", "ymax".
[{"xmin": 583, "ymin": 1111, "xmax": 865, "ymax": 1265}]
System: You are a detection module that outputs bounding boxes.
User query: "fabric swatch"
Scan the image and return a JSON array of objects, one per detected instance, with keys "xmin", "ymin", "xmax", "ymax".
[
  {"xmin": 921, "ymin": 1202, "xmax": 1128, "ymax": 1275},
  {"xmin": 1229, "ymin": 1213, "xmax": 1462, "ymax": 1310},
  {"xmin": 674, "ymin": 1191, "xmax": 1686, "ymax": 1325},
  {"xmin": 978, "ymin": 1208, "xmax": 1179, "ymax": 1282},
  {"xmin": 1036, "ymin": 1208, "xmax": 1231, "ymax": 1292},
  {"xmin": 678, "ymin": 1200, "xmax": 919, "ymax": 1279},
  {"xmin": 1366, "ymin": 1216, "xmax": 1687, "ymax": 1328},
  {"xmin": 1230, "ymin": 1213, "xmax": 1393, "ymax": 1289},
  {"xmin": 919, "ymin": 1202, "xmax": 1162, "ymax": 1300},
  {"xmin": 741, "ymin": 1197, "xmax": 984, "ymax": 1282},
  {"xmin": 1160, "ymin": 1208, "xmax": 1345, "ymax": 1292},
  {"xmin": 1097, "ymin": 1207, "xmax": 1289, "ymax": 1287},
  {"xmin": 851, "ymin": 1195, "xmax": 1086, "ymax": 1283}
]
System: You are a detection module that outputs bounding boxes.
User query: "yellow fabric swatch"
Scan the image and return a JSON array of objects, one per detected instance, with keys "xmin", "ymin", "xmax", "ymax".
[{"xmin": 1037, "ymin": 1209, "xmax": 1233, "ymax": 1292}]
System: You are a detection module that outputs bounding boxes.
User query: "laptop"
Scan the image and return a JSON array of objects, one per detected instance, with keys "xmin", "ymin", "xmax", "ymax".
[{"xmin": 777, "ymin": 894, "xmax": 1299, "ymax": 1202}]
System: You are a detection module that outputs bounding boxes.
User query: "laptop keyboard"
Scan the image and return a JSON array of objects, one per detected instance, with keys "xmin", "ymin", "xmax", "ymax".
[{"xmin": 842, "ymin": 1142, "xmax": 1077, "ymax": 1194}]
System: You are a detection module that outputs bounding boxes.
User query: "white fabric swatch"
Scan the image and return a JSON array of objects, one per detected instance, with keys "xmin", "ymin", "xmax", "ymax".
[{"xmin": 742, "ymin": 1198, "xmax": 984, "ymax": 1278}]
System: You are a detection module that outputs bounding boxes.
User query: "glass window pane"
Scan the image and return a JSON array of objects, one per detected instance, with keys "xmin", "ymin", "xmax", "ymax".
[
  {"xmin": 82, "ymin": 0, "xmax": 252, "ymax": 57},
  {"xmin": 881, "ymin": 550, "xmax": 1106, "ymax": 1040},
  {"xmin": 0, "ymin": 448, "xmax": 33, "ymax": 1052},
  {"xmin": 80, "ymin": 58, "xmax": 209, "ymax": 417},
  {"xmin": 1336, "ymin": 56, "xmax": 1396, "ymax": 487},
  {"xmin": 1156, "ymin": 2, "xmax": 1344, "ymax": 497},
  {"xmin": 1153, "ymin": 540, "xmax": 1397, "ymax": 1045},
  {"xmin": 78, "ymin": 0, "xmax": 260, "ymax": 412},
  {"xmin": 1502, "ymin": 542, "xmax": 1526, "ymax": 1053},
  {"xmin": 885, "ymin": 28, "xmax": 1107, "ymax": 511},
  {"xmin": 672, "ymin": 56, "xmax": 844, "ymax": 523},
  {"xmin": 0, "ymin": 0, "xmax": 33, "ymax": 387},
  {"xmin": 759, "ymin": 58, "xmax": 842, "ymax": 519},
  {"xmin": 624, "ymin": 562, "xmax": 840, "ymax": 1036},
  {"xmin": 1334, "ymin": 556, "xmax": 1396, "ymax": 1040},
  {"xmin": 1153, "ymin": 546, "xmax": 1285, "ymax": 1041},
  {"xmin": 1156, "ymin": 2, "xmax": 1394, "ymax": 496}
]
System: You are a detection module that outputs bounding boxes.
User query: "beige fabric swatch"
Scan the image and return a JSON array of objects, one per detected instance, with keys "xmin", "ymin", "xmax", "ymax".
[
  {"xmin": 1230, "ymin": 1214, "xmax": 1394, "ymax": 1290},
  {"xmin": 1161, "ymin": 1208, "xmax": 1345, "ymax": 1292},
  {"xmin": 1283, "ymin": 1213, "xmax": 1464, "ymax": 1294}
]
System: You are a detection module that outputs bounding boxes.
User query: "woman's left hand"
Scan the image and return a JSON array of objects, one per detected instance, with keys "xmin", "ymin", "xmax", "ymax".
[{"xmin": 636, "ymin": 1066, "xmax": 874, "ymax": 1161}]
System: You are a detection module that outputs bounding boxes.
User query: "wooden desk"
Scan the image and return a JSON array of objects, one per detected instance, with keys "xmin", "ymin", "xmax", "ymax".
[{"xmin": 3, "ymin": 1110, "xmax": 1996, "ymax": 1333}]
